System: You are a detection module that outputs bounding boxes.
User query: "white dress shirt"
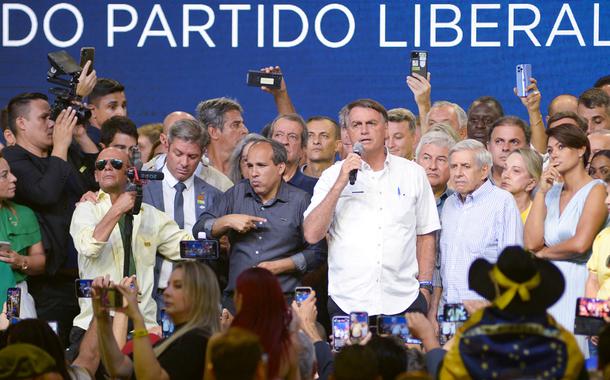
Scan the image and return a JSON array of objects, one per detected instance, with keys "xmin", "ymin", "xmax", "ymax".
[
  {"xmin": 305, "ymin": 153, "xmax": 440, "ymax": 315},
  {"xmin": 157, "ymin": 166, "xmax": 196, "ymax": 289}
]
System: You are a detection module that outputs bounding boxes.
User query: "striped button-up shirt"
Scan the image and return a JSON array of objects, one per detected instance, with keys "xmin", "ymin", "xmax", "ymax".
[{"xmin": 439, "ymin": 180, "xmax": 523, "ymax": 304}]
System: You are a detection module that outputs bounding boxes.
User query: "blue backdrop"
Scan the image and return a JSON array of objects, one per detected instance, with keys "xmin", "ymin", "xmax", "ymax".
[{"xmin": 1, "ymin": 1, "xmax": 609, "ymax": 131}]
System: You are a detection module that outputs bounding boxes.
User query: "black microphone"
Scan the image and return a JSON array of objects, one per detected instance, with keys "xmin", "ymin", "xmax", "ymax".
[{"xmin": 349, "ymin": 142, "xmax": 364, "ymax": 185}]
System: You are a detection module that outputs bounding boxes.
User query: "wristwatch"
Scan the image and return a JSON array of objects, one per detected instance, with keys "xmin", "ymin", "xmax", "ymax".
[{"xmin": 419, "ymin": 281, "xmax": 433, "ymax": 294}]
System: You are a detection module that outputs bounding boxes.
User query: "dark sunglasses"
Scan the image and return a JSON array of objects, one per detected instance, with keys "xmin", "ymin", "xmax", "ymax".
[{"xmin": 95, "ymin": 159, "xmax": 124, "ymax": 171}]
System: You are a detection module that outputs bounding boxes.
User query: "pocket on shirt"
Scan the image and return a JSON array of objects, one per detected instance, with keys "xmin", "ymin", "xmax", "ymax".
[
  {"xmin": 391, "ymin": 193, "xmax": 416, "ymax": 223},
  {"xmin": 135, "ymin": 235, "xmax": 156, "ymax": 266}
]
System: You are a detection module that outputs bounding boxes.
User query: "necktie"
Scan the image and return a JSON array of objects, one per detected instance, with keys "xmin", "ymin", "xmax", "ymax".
[{"xmin": 173, "ymin": 182, "xmax": 186, "ymax": 229}]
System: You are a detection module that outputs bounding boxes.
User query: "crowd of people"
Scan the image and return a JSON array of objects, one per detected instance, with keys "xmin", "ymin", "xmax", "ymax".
[{"xmin": 0, "ymin": 59, "xmax": 610, "ymax": 380}]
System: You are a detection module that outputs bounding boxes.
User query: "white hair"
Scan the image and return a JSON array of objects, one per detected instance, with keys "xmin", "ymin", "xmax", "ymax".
[
  {"xmin": 449, "ymin": 139, "xmax": 492, "ymax": 169},
  {"xmin": 415, "ymin": 131, "xmax": 457, "ymax": 160},
  {"xmin": 426, "ymin": 101, "xmax": 467, "ymax": 131}
]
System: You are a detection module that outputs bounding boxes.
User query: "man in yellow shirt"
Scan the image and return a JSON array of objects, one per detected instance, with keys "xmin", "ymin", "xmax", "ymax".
[{"xmin": 69, "ymin": 148, "xmax": 191, "ymax": 346}]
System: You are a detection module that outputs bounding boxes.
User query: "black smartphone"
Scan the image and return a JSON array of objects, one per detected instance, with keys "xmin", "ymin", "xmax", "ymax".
[
  {"xmin": 349, "ymin": 311, "xmax": 369, "ymax": 343},
  {"xmin": 101, "ymin": 288, "xmax": 123, "ymax": 309},
  {"xmin": 377, "ymin": 315, "xmax": 422, "ymax": 344},
  {"xmin": 410, "ymin": 50, "xmax": 428, "ymax": 78},
  {"xmin": 80, "ymin": 47, "xmax": 95, "ymax": 75},
  {"xmin": 6, "ymin": 287, "xmax": 21, "ymax": 318},
  {"xmin": 246, "ymin": 70, "xmax": 282, "ymax": 89},
  {"xmin": 180, "ymin": 240, "xmax": 219, "ymax": 260},
  {"xmin": 332, "ymin": 316, "xmax": 350, "ymax": 351},
  {"xmin": 443, "ymin": 303, "xmax": 469, "ymax": 322},
  {"xmin": 294, "ymin": 286, "xmax": 312, "ymax": 305},
  {"xmin": 574, "ymin": 298, "xmax": 608, "ymax": 336}
]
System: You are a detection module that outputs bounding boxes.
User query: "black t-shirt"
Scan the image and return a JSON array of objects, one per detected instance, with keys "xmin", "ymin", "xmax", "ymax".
[{"xmin": 155, "ymin": 327, "xmax": 209, "ymax": 380}]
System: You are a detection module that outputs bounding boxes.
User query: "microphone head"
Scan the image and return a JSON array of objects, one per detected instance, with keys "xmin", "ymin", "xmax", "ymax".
[{"xmin": 353, "ymin": 142, "xmax": 364, "ymax": 156}]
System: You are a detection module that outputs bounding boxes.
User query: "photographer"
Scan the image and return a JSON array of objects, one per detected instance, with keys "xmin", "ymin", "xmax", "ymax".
[
  {"xmin": 69, "ymin": 147, "xmax": 191, "ymax": 351},
  {"xmin": 4, "ymin": 93, "xmax": 98, "ymax": 345}
]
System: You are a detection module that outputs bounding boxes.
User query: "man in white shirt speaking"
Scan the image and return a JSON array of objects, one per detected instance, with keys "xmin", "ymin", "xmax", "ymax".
[{"xmin": 303, "ymin": 99, "xmax": 440, "ymax": 320}]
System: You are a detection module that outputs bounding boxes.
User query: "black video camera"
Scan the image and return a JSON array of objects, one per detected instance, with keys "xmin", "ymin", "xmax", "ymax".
[
  {"xmin": 46, "ymin": 50, "xmax": 91, "ymax": 125},
  {"xmin": 125, "ymin": 146, "xmax": 164, "ymax": 215}
]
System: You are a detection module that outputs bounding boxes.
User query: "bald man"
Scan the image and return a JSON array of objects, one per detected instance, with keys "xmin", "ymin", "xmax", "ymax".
[
  {"xmin": 69, "ymin": 147, "xmax": 191, "ymax": 344},
  {"xmin": 547, "ymin": 95, "xmax": 578, "ymax": 122},
  {"xmin": 142, "ymin": 111, "xmax": 233, "ymax": 191}
]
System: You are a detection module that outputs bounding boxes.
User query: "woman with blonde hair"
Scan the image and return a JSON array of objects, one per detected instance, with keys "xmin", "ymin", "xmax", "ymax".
[
  {"xmin": 500, "ymin": 147, "xmax": 542, "ymax": 223},
  {"xmin": 93, "ymin": 261, "xmax": 220, "ymax": 380}
]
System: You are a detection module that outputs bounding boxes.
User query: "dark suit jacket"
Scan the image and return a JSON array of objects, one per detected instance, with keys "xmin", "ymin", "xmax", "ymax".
[{"xmin": 141, "ymin": 175, "xmax": 225, "ymax": 307}]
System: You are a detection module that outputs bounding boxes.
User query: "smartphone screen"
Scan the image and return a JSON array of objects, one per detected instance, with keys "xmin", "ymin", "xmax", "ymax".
[
  {"xmin": 349, "ymin": 311, "xmax": 369, "ymax": 342},
  {"xmin": 443, "ymin": 303, "xmax": 469, "ymax": 322},
  {"xmin": 576, "ymin": 297, "xmax": 609, "ymax": 319},
  {"xmin": 180, "ymin": 240, "xmax": 219, "ymax": 259},
  {"xmin": 75, "ymin": 279, "xmax": 93, "ymax": 298},
  {"xmin": 294, "ymin": 287, "xmax": 312, "ymax": 305},
  {"xmin": 332, "ymin": 316, "xmax": 350, "ymax": 351},
  {"xmin": 101, "ymin": 288, "xmax": 123, "ymax": 309},
  {"xmin": 6, "ymin": 287, "xmax": 21, "ymax": 318},
  {"xmin": 410, "ymin": 50, "xmax": 428, "ymax": 77},
  {"xmin": 377, "ymin": 315, "xmax": 421, "ymax": 344}
]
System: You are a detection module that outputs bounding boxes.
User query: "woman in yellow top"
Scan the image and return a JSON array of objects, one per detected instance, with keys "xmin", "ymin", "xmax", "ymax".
[
  {"xmin": 586, "ymin": 177, "xmax": 610, "ymax": 301},
  {"xmin": 500, "ymin": 147, "xmax": 542, "ymax": 224}
]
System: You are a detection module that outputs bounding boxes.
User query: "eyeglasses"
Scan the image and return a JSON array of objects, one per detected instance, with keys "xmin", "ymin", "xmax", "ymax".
[{"xmin": 95, "ymin": 159, "xmax": 124, "ymax": 171}]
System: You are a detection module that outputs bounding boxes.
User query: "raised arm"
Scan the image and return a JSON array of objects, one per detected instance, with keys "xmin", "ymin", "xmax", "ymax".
[
  {"xmin": 406, "ymin": 72, "xmax": 432, "ymax": 133},
  {"xmin": 524, "ymin": 167, "xmax": 558, "ymax": 251},
  {"xmin": 92, "ymin": 276, "xmax": 134, "ymax": 379},
  {"xmin": 515, "ymin": 78, "xmax": 546, "ymax": 153},
  {"xmin": 260, "ymin": 66, "xmax": 296, "ymax": 115}
]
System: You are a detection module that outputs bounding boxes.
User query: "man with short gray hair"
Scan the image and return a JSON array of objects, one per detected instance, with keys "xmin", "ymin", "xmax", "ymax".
[
  {"xmin": 142, "ymin": 119, "xmax": 224, "ymax": 308},
  {"xmin": 270, "ymin": 113, "xmax": 318, "ymax": 194},
  {"xmin": 197, "ymin": 97, "xmax": 248, "ymax": 176},
  {"xmin": 143, "ymin": 111, "xmax": 233, "ymax": 192},
  {"xmin": 426, "ymin": 101, "xmax": 467, "ymax": 140},
  {"xmin": 438, "ymin": 139, "xmax": 522, "ymax": 307},
  {"xmin": 415, "ymin": 130, "xmax": 456, "ymax": 332}
]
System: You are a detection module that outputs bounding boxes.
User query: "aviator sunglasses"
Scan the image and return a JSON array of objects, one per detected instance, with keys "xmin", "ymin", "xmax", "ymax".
[{"xmin": 95, "ymin": 159, "xmax": 124, "ymax": 171}]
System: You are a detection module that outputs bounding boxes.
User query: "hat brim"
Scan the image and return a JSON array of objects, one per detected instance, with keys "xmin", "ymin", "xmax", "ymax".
[{"xmin": 468, "ymin": 255, "xmax": 565, "ymax": 315}]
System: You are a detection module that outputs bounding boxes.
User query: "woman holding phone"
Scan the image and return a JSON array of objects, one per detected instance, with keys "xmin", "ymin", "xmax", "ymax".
[
  {"xmin": 93, "ymin": 261, "xmax": 220, "ymax": 380},
  {"xmin": 0, "ymin": 152, "xmax": 45, "ymax": 318}
]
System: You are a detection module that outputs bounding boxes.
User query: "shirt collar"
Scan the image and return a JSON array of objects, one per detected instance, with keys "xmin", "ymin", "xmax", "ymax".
[
  {"xmin": 162, "ymin": 165, "xmax": 195, "ymax": 190},
  {"xmin": 244, "ymin": 180, "xmax": 290, "ymax": 204},
  {"xmin": 360, "ymin": 149, "xmax": 391, "ymax": 171},
  {"xmin": 457, "ymin": 179, "xmax": 493, "ymax": 203}
]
